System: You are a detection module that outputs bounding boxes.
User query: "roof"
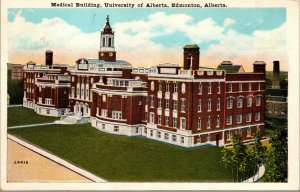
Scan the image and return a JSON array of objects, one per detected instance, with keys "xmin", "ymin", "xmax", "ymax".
[
  {"xmin": 27, "ymin": 61, "xmax": 36, "ymax": 65},
  {"xmin": 220, "ymin": 61, "xmax": 233, "ymax": 65},
  {"xmin": 253, "ymin": 61, "xmax": 266, "ymax": 65},
  {"xmin": 77, "ymin": 58, "xmax": 132, "ymax": 67},
  {"xmin": 45, "ymin": 50, "xmax": 53, "ymax": 53},
  {"xmin": 158, "ymin": 63, "xmax": 179, "ymax": 67},
  {"xmin": 101, "ymin": 15, "xmax": 113, "ymax": 34},
  {"xmin": 217, "ymin": 64, "xmax": 244, "ymax": 73},
  {"xmin": 183, "ymin": 44, "xmax": 199, "ymax": 49}
]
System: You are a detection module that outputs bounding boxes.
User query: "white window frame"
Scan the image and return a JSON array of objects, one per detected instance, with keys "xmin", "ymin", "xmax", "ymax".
[
  {"xmin": 174, "ymin": 83, "xmax": 178, "ymax": 93},
  {"xmin": 150, "ymin": 112, "xmax": 155, "ymax": 124},
  {"xmin": 227, "ymin": 115, "xmax": 232, "ymax": 125},
  {"xmin": 207, "ymin": 117, "xmax": 211, "ymax": 129},
  {"xmin": 198, "ymin": 99, "xmax": 202, "ymax": 112},
  {"xmin": 217, "ymin": 82, "xmax": 221, "ymax": 93},
  {"xmin": 173, "ymin": 100, "xmax": 178, "ymax": 110},
  {"xmin": 165, "ymin": 99, "xmax": 170, "ymax": 109},
  {"xmin": 173, "ymin": 117, "xmax": 177, "ymax": 128},
  {"xmin": 180, "ymin": 117, "xmax": 186, "ymax": 129},
  {"xmin": 246, "ymin": 113, "xmax": 252, "ymax": 122},
  {"xmin": 247, "ymin": 97, "xmax": 253, "ymax": 107},
  {"xmin": 256, "ymin": 96, "xmax": 261, "ymax": 106},
  {"xmin": 249, "ymin": 83, "xmax": 252, "ymax": 91},
  {"xmin": 165, "ymin": 116, "xmax": 169, "ymax": 126},
  {"xmin": 207, "ymin": 99, "xmax": 211, "ymax": 111},
  {"xmin": 227, "ymin": 98, "xmax": 233, "ymax": 109},
  {"xmin": 239, "ymin": 83, "xmax": 242, "ymax": 92},
  {"xmin": 199, "ymin": 83, "xmax": 202, "ymax": 94},
  {"xmin": 166, "ymin": 82, "xmax": 170, "ymax": 92},
  {"xmin": 158, "ymin": 99, "xmax": 162, "ymax": 108},
  {"xmin": 237, "ymin": 97, "xmax": 243, "ymax": 108},
  {"xmin": 114, "ymin": 125, "xmax": 119, "ymax": 132},
  {"xmin": 228, "ymin": 83, "xmax": 232, "ymax": 92},
  {"xmin": 112, "ymin": 111, "xmax": 122, "ymax": 120},
  {"xmin": 101, "ymin": 109, "xmax": 108, "ymax": 118},
  {"xmin": 158, "ymin": 115, "xmax": 162, "ymax": 125},
  {"xmin": 197, "ymin": 117, "xmax": 201, "ymax": 129},
  {"xmin": 172, "ymin": 135, "xmax": 177, "ymax": 142},
  {"xmin": 217, "ymin": 116, "xmax": 220, "ymax": 128},
  {"xmin": 181, "ymin": 99, "xmax": 186, "ymax": 112},
  {"xmin": 217, "ymin": 98, "xmax": 221, "ymax": 111},
  {"xmin": 237, "ymin": 114, "xmax": 242, "ymax": 124},
  {"xmin": 208, "ymin": 82, "xmax": 212, "ymax": 94},
  {"xmin": 256, "ymin": 112, "xmax": 261, "ymax": 121}
]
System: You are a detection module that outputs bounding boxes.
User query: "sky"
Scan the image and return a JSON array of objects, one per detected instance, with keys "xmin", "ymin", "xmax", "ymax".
[{"xmin": 7, "ymin": 8, "xmax": 287, "ymax": 71}]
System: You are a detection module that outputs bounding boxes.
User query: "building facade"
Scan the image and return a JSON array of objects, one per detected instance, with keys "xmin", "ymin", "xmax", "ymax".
[{"xmin": 22, "ymin": 16, "xmax": 266, "ymax": 147}]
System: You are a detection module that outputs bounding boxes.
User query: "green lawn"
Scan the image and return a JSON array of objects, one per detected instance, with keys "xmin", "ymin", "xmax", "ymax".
[
  {"xmin": 8, "ymin": 107, "xmax": 59, "ymax": 127},
  {"xmin": 8, "ymin": 124, "xmax": 233, "ymax": 182}
]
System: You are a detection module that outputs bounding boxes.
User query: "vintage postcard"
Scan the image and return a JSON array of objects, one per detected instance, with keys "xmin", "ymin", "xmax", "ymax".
[{"xmin": 1, "ymin": 0, "xmax": 299, "ymax": 190}]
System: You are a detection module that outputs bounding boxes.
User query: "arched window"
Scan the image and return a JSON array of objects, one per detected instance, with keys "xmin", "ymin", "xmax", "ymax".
[
  {"xmin": 108, "ymin": 37, "xmax": 112, "ymax": 47},
  {"xmin": 247, "ymin": 97, "xmax": 253, "ymax": 107},
  {"xmin": 102, "ymin": 37, "xmax": 105, "ymax": 47},
  {"xmin": 237, "ymin": 97, "xmax": 243, "ymax": 108}
]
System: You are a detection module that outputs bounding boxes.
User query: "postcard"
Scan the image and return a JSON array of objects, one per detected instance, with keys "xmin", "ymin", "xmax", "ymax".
[{"xmin": 1, "ymin": 0, "xmax": 299, "ymax": 190}]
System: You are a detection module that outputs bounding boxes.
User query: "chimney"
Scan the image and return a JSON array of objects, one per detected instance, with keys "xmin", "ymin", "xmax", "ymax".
[
  {"xmin": 272, "ymin": 60, "xmax": 280, "ymax": 89},
  {"xmin": 253, "ymin": 61, "xmax": 266, "ymax": 74},
  {"xmin": 183, "ymin": 44, "xmax": 200, "ymax": 70},
  {"xmin": 45, "ymin": 50, "xmax": 53, "ymax": 67}
]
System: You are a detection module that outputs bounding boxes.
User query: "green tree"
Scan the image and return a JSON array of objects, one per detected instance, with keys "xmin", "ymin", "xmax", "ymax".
[
  {"xmin": 264, "ymin": 126, "xmax": 288, "ymax": 182},
  {"xmin": 221, "ymin": 147, "xmax": 235, "ymax": 182},
  {"xmin": 7, "ymin": 79, "xmax": 23, "ymax": 104}
]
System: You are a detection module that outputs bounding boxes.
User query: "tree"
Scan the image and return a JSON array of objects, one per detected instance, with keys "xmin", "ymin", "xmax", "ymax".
[
  {"xmin": 221, "ymin": 147, "xmax": 235, "ymax": 182},
  {"xmin": 264, "ymin": 126, "xmax": 288, "ymax": 182}
]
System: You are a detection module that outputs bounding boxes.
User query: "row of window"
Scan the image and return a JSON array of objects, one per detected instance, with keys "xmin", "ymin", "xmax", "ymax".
[
  {"xmin": 227, "ymin": 96, "xmax": 262, "ymax": 109},
  {"xmin": 101, "ymin": 109, "xmax": 122, "ymax": 120},
  {"xmin": 144, "ymin": 128, "xmax": 185, "ymax": 144},
  {"xmin": 71, "ymin": 84, "xmax": 90, "ymax": 100},
  {"xmin": 227, "ymin": 82, "xmax": 261, "ymax": 92},
  {"xmin": 226, "ymin": 112, "xmax": 261, "ymax": 125}
]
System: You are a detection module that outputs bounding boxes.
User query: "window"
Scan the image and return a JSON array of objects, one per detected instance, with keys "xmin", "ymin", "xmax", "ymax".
[
  {"xmin": 174, "ymin": 83, "xmax": 178, "ymax": 93},
  {"xmin": 237, "ymin": 97, "xmax": 243, "ymax": 108},
  {"xmin": 45, "ymin": 98, "xmax": 52, "ymax": 105},
  {"xmin": 227, "ymin": 131, "xmax": 231, "ymax": 140},
  {"xmin": 247, "ymin": 127, "xmax": 251, "ymax": 136},
  {"xmin": 114, "ymin": 125, "xmax": 119, "ymax": 132},
  {"xmin": 208, "ymin": 82, "xmax": 212, "ymax": 94},
  {"xmin": 207, "ymin": 135, "xmax": 211, "ymax": 142},
  {"xmin": 181, "ymin": 83, "xmax": 186, "ymax": 94},
  {"xmin": 172, "ymin": 135, "xmax": 177, "ymax": 142},
  {"xmin": 239, "ymin": 83, "xmax": 242, "ymax": 92},
  {"xmin": 196, "ymin": 136, "xmax": 201, "ymax": 144},
  {"xmin": 150, "ymin": 130, "xmax": 153, "ymax": 137},
  {"xmin": 207, "ymin": 99, "xmax": 211, "ymax": 111},
  {"xmin": 164, "ymin": 133, "xmax": 169, "ymax": 140},
  {"xmin": 199, "ymin": 83, "xmax": 202, "ymax": 94},
  {"xmin": 150, "ymin": 113, "xmax": 155, "ymax": 124},
  {"xmin": 227, "ymin": 98, "xmax": 233, "ymax": 109},
  {"xmin": 165, "ymin": 116, "xmax": 169, "ymax": 126},
  {"xmin": 198, "ymin": 99, "xmax": 202, "ymax": 112},
  {"xmin": 102, "ymin": 124, "xmax": 105, "ymax": 130},
  {"xmin": 166, "ymin": 82, "xmax": 170, "ymax": 92},
  {"xmin": 246, "ymin": 113, "xmax": 252, "ymax": 122},
  {"xmin": 173, "ymin": 117, "xmax": 177, "ymax": 128},
  {"xmin": 151, "ymin": 96, "xmax": 155, "ymax": 107},
  {"xmin": 158, "ymin": 99, "xmax": 162, "ymax": 108},
  {"xmin": 46, "ymin": 109, "xmax": 50, "ymax": 114},
  {"xmin": 158, "ymin": 82, "xmax": 162, "ymax": 92},
  {"xmin": 102, "ymin": 37, "xmax": 105, "ymax": 47},
  {"xmin": 144, "ymin": 128, "xmax": 147, "ymax": 134},
  {"xmin": 145, "ymin": 112, "xmax": 148, "ymax": 121},
  {"xmin": 217, "ymin": 82, "xmax": 221, "ymax": 93},
  {"xmin": 197, "ymin": 118, "xmax": 201, "ymax": 129},
  {"xmin": 180, "ymin": 118, "xmax": 186, "ymax": 129},
  {"xmin": 181, "ymin": 99, "xmax": 186, "ymax": 112},
  {"xmin": 228, "ymin": 83, "xmax": 232, "ymax": 92},
  {"xmin": 217, "ymin": 116, "xmax": 220, "ymax": 128},
  {"xmin": 151, "ymin": 81, "xmax": 154, "ymax": 91},
  {"xmin": 165, "ymin": 99, "xmax": 170, "ymax": 109},
  {"xmin": 157, "ymin": 131, "xmax": 161, "ymax": 138},
  {"xmin": 227, "ymin": 115, "xmax": 232, "ymax": 125},
  {"xmin": 217, "ymin": 98, "xmax": 221, "ymax": 110},
  {"xmin": 258, "ymin": 83, "xmax": 261, "ymax": 91},
  {"xmin": 158, "ymin": 115, "xmax": 162, "ymax": 125},
  {"xmin": 247, "ymin": 97, "xmax": 253, "ymax": 107},
  {"xmin": 237, "ymin": 114, "xmax": 242, "ymax": 124},
  {"xmin": 181, "ymin": 136, "xmax": 184, "ymax": 144},
  {"xmin": 173, "ymin": 100, "xmax": 178, "ymax": 110},
  {"xmin": 101, "ymin": 109, "xmax": 107, "ymax": 117},
  {"xmin": 249, "ymin": 83, "xmax": 252, "ymax": 91},
  {"xmin": 112, "ymin": 111, "xmax": 122, "ymax": 120},
  {"xmin": 77, "ymin": 86, "xmax": 80, "ymax": 97},
  {"xmin": 255, "ymin": 112, "xmax": 261, "ymax": 121},
  {"xmin": 108, "ymin": 37, "xmax": 112, "ymax": 47},
  {"xmin": 256, "ymin": 96, "xmax": 261, "ymax": 106},
  {"xmin": 207, "ymin": 117, "xmax": 211, "ymax": 129}
]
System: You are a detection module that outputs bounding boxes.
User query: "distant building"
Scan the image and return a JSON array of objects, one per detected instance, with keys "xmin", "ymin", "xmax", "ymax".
[
  {"xmin": 11, "ymin": 65, "xmax": 24, "ymax": 80},
  {"xmin": 22, "ymin": 16, "xmax": 266, "ymax": 147}
]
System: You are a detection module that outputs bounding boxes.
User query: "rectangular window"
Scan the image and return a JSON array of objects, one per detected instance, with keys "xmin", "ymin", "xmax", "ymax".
[
  {"xmin": 144, "ymin": 128, "xmax": 147, "ymax": 134},
  {"xmin": 173, "ymin": 117, "xmax": 177, "ymax": 128},
  {"xmin": 247, "ymin": 128, "xmax": 251, "ymax": 136},
  {"xmin": 173, "ymin": 100, "xmax": 178, "ymax": 110},
  {"xmin": 227, "ymin": 98, "xmax": 233, "ymax": 109},
  {"xmin": 239, "ymin": 83, "xmax": 242, "ymax": 92},
  {"xmin": 172, "ymin": 135, "xmax": 177, "ymax": 142},
  {"xmin": 145, "ymin": 112, "xmax": 148, "ymax": 121},
  {"xmin": 217, "ymin": 116, "xmax": 220, "ymax": 128},
  {"xmin": 158, "ymin": 99, "xmax": 162, "ymax": 108},
  {"xmin": 258, "ymin": 83, "xmax": 261, "ymax": 91},
  {"xmin": 165, "ymin": 116, "xmax": 169, "ymax": 126},
  {"xmin": 227, "ymin": 131, "xmax": 231, "ymax": 140},
  {"xmin": 246, "ymin": 113, "xmax": 252, "ymax": 122},
  {"xmin": 150, "ymin": 112, "xmax": 155, "ymax": 124},
  {"xmin": 158, "ymin": 115, "xmax": 162, "ymax": 125},
  {"xmin": 150, "ymin": 130, "xmax": 153, "ymax": 137},
  {"xmin": 217, "ymin": 98, "xmax": 221, "ymax": 110},
  {"xmin": 247, "ymin": 97, "xmax": 253, "ymax": 107},
  {"xmin": 198, "ymin": 99, "xmax": 202, "ymax": 112},
  {"xmin": 197, "ymin": 118, "xmax": 201, "ymax": 129},
  {"xmin": 166, "ymin": 82, "xmax": 170, "ymax": 92},
  {"xmin": 208, "ymin": 99, "xmax": 211, "ymax": 111},
  {"xmin": 114, "ymin": 126, "xmax": 119, "ymax": 132},
  {"xmin": 218, "ymin": 82, "xmax": 221, "ymax": 93},
  {"xmin": 256, "ymin": 112, "xmax": 261, "ymax": 121},
  {"xmin": 165, "ymin": 99, "xmax": 169, "ymax": 109},
  {"xmin": 208, "ymin": 82, "xmax": 212, "ymax": 94},
  {"xmin": 237, "ymin": 114, "xmax": 242, "ymax": 124},
  {"xmin": 181, "ymin": 136, "xmax": 184, "ymax": 144},
  {"xmin": 199, "ymin": 83, "xmax": 202, "ymax": 94},
  {"xmin": 227, "ymin": 115, "xmax": 232, "ymax": 125},
  {"xmin": 157, "ymin": 131, "xmax": 161, "ymax": 138},
  {"xmin": 180, "ymin": 118, "xmax": 186, "ymax": 129},
  {"xmin": 112, "ymin": 111, "xmax": 122, "ymax": 120},
  {"xmin": 228, "ymin": 83, "xmax": 232, "ymax": 92},
  {"xmin": 181, "ymin": 99, "xmax": 186, "ymax": 111},
  {"xmin": 249, "ymin": 83, "xmax": 252, "ymax": 91},
  {"xmin": 207, "ymin": 117, "xmax": 211, "ymax": 129},
  {"xmin": 101, "ymin": 109, "xmax": 108, "ymax": 117},
  {"xmin": 237, "ymin": 97, "xmax": 243, "ymax": 108},
  {"xmin": 164, "ymin": 133, "xmax": 169, "ymax": 140},
  {"xmin": 158, "ymin": 82, "xmax": 162, "ymax": 92},
  {"xmin": 151, "ymin": 96, "xmax": 155, "ymax": 107},
  {"xmin": 46, "ymin": 109, "xmax": 50, "ymax": 114},
  {"xmin": 174, "ymin": 83, "xmax": 178, "ymax": 93}
]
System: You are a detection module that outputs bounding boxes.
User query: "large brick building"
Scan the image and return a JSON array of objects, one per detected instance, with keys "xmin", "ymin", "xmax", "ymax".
[{"xmin": 22, "ymin": 16, "xmax": 266, "ymax": 147}]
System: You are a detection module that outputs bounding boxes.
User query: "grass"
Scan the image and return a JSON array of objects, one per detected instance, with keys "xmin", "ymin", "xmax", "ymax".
[
  {"xmin": 7, "ymin": 107, "xmax": 59, "ymax": 127},
  {"xmin": 8, "ymin": 124, "xmax": 233, "ymax": 182}
]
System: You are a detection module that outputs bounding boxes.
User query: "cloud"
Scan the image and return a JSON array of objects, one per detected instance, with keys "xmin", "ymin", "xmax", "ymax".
[{"xmin": 8, "ymin": 11, "xmax": 287, "ymax": 71}]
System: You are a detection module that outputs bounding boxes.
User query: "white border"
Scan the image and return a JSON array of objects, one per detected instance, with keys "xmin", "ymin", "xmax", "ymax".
[{"xmin": 1, "ymin": 0, "xmax": 299, "ymax": 190}]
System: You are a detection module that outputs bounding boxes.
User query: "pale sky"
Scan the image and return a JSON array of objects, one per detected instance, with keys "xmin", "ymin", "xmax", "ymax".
[{"xmin": 8, "ymin": 8, "xmax": 287, "ymax": 71}]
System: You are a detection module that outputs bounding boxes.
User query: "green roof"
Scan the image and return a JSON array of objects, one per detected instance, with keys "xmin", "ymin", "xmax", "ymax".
[{"xmin": 183, "ymin": 44, "xmax": 199, "ymax": 49}]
